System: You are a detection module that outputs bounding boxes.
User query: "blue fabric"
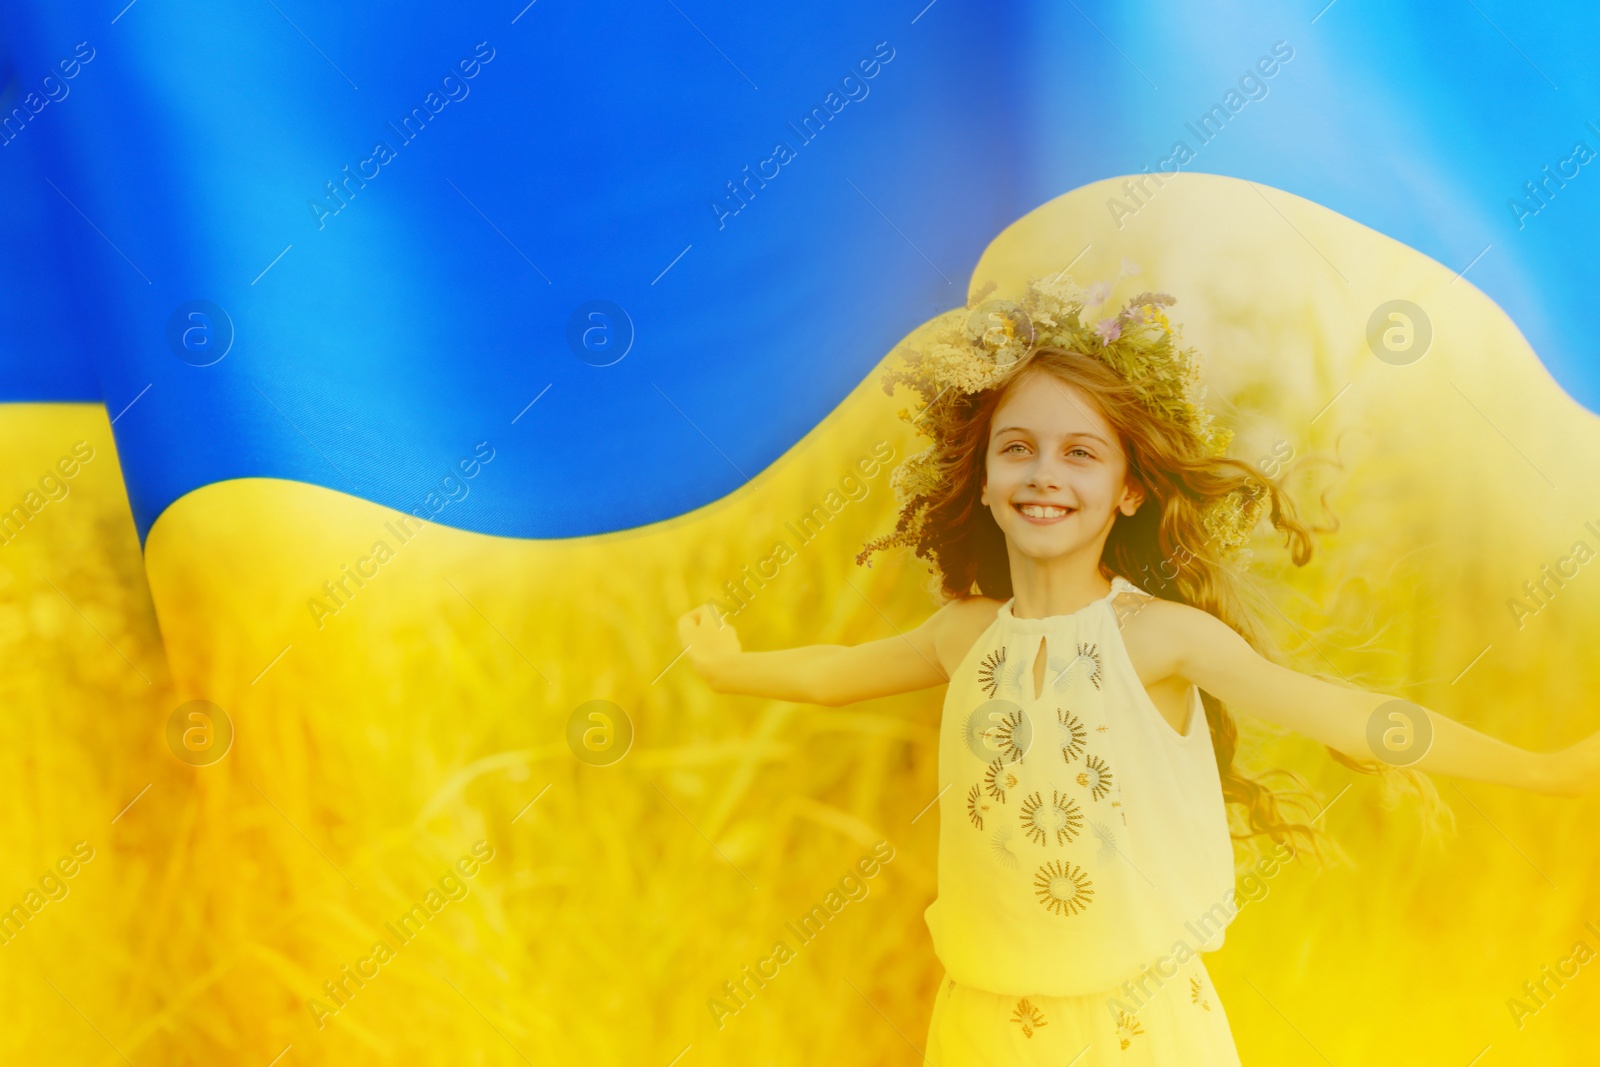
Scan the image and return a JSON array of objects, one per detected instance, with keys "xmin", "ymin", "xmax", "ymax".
[{"xmin": 2, "ymin": 0, "xmax": 1595, "ymax": 541}]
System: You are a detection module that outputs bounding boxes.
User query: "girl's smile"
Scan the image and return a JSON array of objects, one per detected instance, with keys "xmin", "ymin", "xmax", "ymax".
[
  {"xmin": 980, "ymin": 368, "xmax": 1143, "ymax": 586},
  {"xmin": 1014, "ymin": 502, "xmax": 1078, "ymax": 524}
]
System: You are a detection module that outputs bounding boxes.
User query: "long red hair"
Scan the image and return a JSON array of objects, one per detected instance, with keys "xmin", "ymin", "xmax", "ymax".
[{"xmin": 866, "ymin": 346, "xmax": 1419, "ymax": 863}]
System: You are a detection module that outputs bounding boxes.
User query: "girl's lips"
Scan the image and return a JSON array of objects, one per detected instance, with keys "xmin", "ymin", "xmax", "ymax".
[{"xmin": 1014, "ymin": 502, "xmax": 1076, "ymax": 524}]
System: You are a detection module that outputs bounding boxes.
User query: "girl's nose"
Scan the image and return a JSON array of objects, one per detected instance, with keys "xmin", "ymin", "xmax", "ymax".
[{"xmin": 1028, "ymin": 459, "xmax": 1062, "ymax": 491}]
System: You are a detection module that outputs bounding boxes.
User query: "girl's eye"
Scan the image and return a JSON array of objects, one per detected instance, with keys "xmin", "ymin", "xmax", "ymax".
[
  {"xmin": 1068, "ymin": 447, "xmax": 1093, "ymax": 459},
  {"xmin": 1002, "ymin": 442, "xmax": 1028, "ymax": 454}
]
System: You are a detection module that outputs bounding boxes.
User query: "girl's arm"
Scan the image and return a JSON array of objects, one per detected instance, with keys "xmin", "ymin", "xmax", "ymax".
[
  {"xmin": 674, "ymin": 601, "xmax": 955, "ymax": 706},
  {"xmin": 1152, "ymin": 601, "xmax": 1599, "ymax": 797}
]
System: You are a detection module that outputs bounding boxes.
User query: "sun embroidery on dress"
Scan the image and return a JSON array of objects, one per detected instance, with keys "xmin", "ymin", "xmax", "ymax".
[
  {"xmin": 1089, "ymin": 819, "xmax": 1121, "ymax": 863},
  {"xmin": 1076, "ymin": 642, "xmax": 1103, "ymax": 689},
  {"xmin": 1056, "ymin": 708, "xmax": 1088, "ymax": 763},
  {"xmin": 999, "ymin": 644, "xmax": 1034, "ymax": 699},
  {"xmin": 1116, "ymin": 1010, "xmax": 1144, "ymax": 1049},
  {"xmin": 961, "ymin": 706, "xmax": 996, "ymax": 758},
  {"xmin": 991, "ymin": 707, "xmax": 1031, "ymax": 762},
  {"xmin": 1043, "ymin": 647, "xmax": 1084, "ymax": 696},
  {"xmin": 983, "ymin": 757, "xmax": 1018, "ymax": 802},
  {"xmin": 1044, "ymin": 644, "xmax": 1100, "ymax": 692},
  {"xmin": 1190, "ymin": 975, "xmax": 1212, "ymax": 1011},
  {"xmin": 1076, "ymin": 753, "xmax": 1114, "ymax": 802},
  {"xmin": 976, "ymin": 647, "xmax": 1006, "ymax": 698},
  {"xmin": 1033, "ymin": 860, "xmax": 1094, "ymax": 916},
  {"xmin": 990, "ymin": 824, "xmax": 1022, "ymax": 869},
  {"xmin": 1010, "ymin": 998, "xmax": 1048, "ymax": 1038},
  {"xmin": 966, "ymin": 783, "xmax": 989, "ymax": 829},
  {"xmin": 1020, "ymin": 790, "xmax": 1083, "ymax": 845}
]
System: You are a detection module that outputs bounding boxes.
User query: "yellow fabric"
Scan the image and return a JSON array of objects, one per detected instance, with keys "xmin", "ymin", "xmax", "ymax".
[{"xmin": 5, "ymin": 171, "xmax": 1600, "ymax": 1062}]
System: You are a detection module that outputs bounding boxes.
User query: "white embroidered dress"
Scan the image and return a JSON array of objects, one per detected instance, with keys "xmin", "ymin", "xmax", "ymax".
[{"xmin": 923, "ymin": 576, "xmax": 1243, "ymax": 1064}]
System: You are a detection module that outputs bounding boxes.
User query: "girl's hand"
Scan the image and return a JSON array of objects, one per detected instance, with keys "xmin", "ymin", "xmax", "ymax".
[
  {"xmin": 672, "ymin": 600, "xmax": 954, "ymax": 704},
  {"xmin": 676, "ymin": 603, "xmax": 741, "ymax": 685}
]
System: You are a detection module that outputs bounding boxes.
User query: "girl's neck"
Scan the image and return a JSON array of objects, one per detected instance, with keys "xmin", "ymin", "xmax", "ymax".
[{"xmin": 1007, "ymin": 554, "xmax": 1114, "ymax": 620}]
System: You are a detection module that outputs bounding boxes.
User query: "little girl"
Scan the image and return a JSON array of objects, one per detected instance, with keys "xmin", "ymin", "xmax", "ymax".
[{"xmin": 676, "ymin": 272, "xmax": 1600, "ymax": 1064}]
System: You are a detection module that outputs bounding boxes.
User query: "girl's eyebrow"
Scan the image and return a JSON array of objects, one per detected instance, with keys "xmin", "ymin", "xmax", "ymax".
[{"xmin": 993, "ymin": 426, "xmax": 1109, "ymax": 445}]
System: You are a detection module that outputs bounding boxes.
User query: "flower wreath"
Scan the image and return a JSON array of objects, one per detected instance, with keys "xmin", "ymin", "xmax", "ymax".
[{"xmin": 857, "ymin": 268, "xmax": 1270, "ymax": 569}]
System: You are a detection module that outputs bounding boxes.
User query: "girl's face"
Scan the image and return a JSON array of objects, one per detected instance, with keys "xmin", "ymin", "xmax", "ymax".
[{"xmin": 979, "ymin": 369, "xmax": 1144, "ymax": 565}]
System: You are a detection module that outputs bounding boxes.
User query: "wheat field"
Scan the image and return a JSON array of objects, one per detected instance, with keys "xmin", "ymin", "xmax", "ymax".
[{"xmin": 3, "ymin": 174, "xmax": 1600, "ymax": 1063}]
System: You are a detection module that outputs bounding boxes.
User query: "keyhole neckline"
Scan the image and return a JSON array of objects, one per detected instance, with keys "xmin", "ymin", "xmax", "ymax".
[{"xmin": 997, "ymin": 575, "xmax": 1142, "ymax": 633}]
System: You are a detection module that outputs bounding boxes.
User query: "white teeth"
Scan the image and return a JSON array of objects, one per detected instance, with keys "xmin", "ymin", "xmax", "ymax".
[{"xmin": 1018, "ymin": 504, "xmax": 1071, "ymax": 518}]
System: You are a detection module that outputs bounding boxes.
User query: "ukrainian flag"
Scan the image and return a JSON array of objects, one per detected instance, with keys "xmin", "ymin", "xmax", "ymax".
[{"xmin": 2, "ymin": 1, "xmax": 1598, "ymax": 1063}]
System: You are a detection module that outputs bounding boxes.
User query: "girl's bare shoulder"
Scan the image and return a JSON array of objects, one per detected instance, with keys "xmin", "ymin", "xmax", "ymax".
[
  {"xmin": 1113, "ymin": 591, "xmax": 1233, "ymax": 681},
  {"xmin": 926, "ymin": 594, "xmax": 1006, "ymax": 677}
]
